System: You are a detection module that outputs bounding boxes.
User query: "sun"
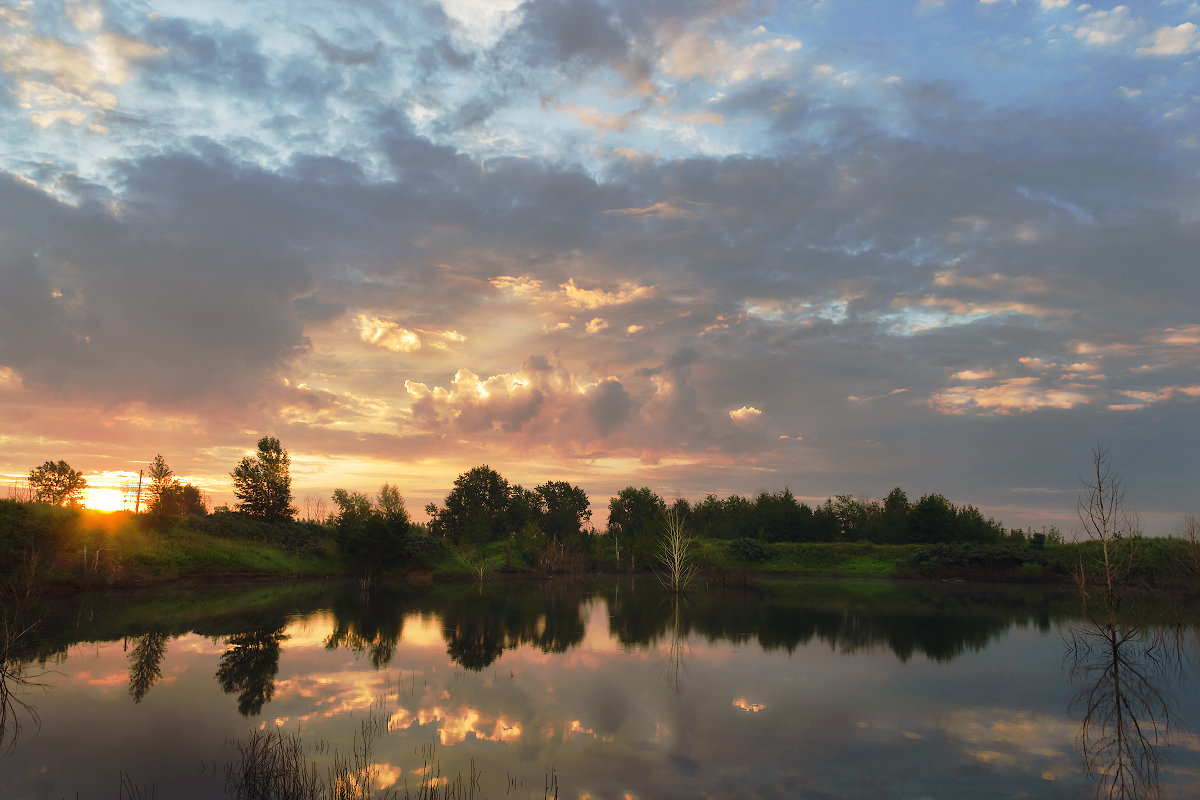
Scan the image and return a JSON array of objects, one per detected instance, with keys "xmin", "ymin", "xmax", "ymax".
[{"xmin": 83, "ymin": 487, "xmax": 127, "ymax": 513}]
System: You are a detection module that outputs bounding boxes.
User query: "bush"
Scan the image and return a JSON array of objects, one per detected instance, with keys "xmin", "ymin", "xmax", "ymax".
[
  {"xmin": 195, "ymin": 511, "xmax": 328, "ymax": 555},
  {"xmin": 729, "ymin": 537, "xmax": 771, "ymax": 563}
]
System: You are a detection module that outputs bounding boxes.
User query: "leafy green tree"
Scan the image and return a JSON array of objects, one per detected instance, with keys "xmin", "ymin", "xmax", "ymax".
[
  {"xmin": 536, "ymin": 481, "xmax": 592, "ymax": 548},
  {"xmin": 332, "ymin": 484, "xmax": 412, "ymax": 569},
  {"xmin": 428, "ymin": 465, "xmax": 510, "ymax": 546},
  {"xmin": 231, "ymin": 437, "xmax": 295, "ymax": 521},
  {"xmin": 28, "ymin": 460, "xmax": 86, "ymax": 507},
  {"xmin": 907, "ymin": 493, "xmax": 957, "ymax": 543},
  {"xmin": 954, "ymin": 504, "xmax": 1004, "ymax": 544},
  {"xmin": 607, "ymin": 487, "xmax": 667, "ymax": 566},
  {"xmin": 881, "ymin": 487, "xmax": 909, "ymax": 543}
]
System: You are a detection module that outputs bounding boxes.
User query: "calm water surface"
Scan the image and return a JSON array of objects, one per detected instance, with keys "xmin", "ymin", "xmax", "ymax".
[{"xmin": 2, "ymin": 578, "xmax": 1198, "ymax": 799}]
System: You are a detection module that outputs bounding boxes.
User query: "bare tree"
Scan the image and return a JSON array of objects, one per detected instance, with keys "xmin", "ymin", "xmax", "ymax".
[
  {"xmin": 655, "ymin": 508, "xmax": 697, "ymax": 594},
  {"xmin": 1068, "ymin": 445, "xmax": 1176, "ymax": 800},
  {"xmin": 298, "ymin": 492, "xmax": 328, "ymax": 524},
  {"xmin": 1075, "ymin": 446, "xmax": 1141, "ymax": 626},
  {"xmin": 6, "ymin": 480, "xmax": 34, "ymax": 502}
]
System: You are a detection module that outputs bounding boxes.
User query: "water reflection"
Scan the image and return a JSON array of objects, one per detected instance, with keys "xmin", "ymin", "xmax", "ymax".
[
  {"xmin": 0, "ymin": 603, "xmax": 43, "ymax": 753},
  {"xmin": 216, "ymin": 628, "xmax": 288, "ymax": 716},
  {"xmin": 7, "ymin": 577, "xmax": 1200, "ymax": 800},
  {"xmin": 1066, "ymin": 606, "xmax": 1196, "ymax": 799},
  {"xmin": 127, "ymin": 631, "xmax": 169, "ymax": 703}
]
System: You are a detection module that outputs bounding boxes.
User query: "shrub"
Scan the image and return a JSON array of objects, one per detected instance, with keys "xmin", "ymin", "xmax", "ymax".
[{"xmin": 729, "ymin": 537, "xmax": 771, "ymax": 563}]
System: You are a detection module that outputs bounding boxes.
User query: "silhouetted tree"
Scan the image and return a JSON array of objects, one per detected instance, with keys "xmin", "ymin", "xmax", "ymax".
[
  {"xmin": 146, "ymin": 455, "xmax": 174, "ymax": 513},
  {"xmin": 231, "ymin": 437, "xmax": 295, "ymax": 521},
  {"xmin": 27, "ymin": 460, "xmax": 86, "ymax": 507},
  {"xmin": 156, "ymin": 482, "xmax": 207, "ymax": 517}
]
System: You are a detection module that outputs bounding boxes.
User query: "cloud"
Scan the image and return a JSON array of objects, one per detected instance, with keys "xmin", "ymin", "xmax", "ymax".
[
  {"xmin": 1137, "ymin": 22, "xmax": 1200, "ymax": 56},
  {"xmin": 1073, "ymin": 6, "xmax": 1141, "ymax": 47},
  {"xmin": 729, "ymin": 405, "xmax": 764, "ymax": 427},
  {"xmin": 406, "ymin": 368, "xmax": 545, "ymax": 433},
  {"xmin": 929, "ymin": 378, "xmax": 1091, "ymax": 415},
  {"xmin": 950, "ymin": 370, "xmax": 996, "ymax": 381},
  {"xmin": 604, "ymin": 200, "xmax": 698, "ymax": 220},
  {"xmin": 358, "ymin": 316, "xmax": 422, "ymax": 352},
  {"xmin": 2, "ymin": 0, "xmax": 1199, "ymax": 530},
  {"xmin": 658, "ymin": 32, "xmax": 802, "ymax": 85},
  {"xmin": 490, "ymin": 276, "xmax": 656, "ymax": 310},
  {"xmin": 357, "ymin": 316, "xmax": 465, "ymax": 353},
  {"xmin": 561, "ymin": 278, "xmax": 656, "ymax": 309},
  {"xmin": 0, "ymin": 3, "xmax": 164, "ymax": 131}
]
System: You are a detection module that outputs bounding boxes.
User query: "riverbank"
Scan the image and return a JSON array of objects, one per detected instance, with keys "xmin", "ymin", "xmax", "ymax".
[{"xmin": 4, "ymin": 499, "xmax": 1197, "ymax": 596}]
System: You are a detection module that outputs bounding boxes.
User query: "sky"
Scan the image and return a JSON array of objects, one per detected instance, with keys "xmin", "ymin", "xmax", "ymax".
[{"xmin": 0, "ymin": 0, "xmax": 1197, "ymax": 532}]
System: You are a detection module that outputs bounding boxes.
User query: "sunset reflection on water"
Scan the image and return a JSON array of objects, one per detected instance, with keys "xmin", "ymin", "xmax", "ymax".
[{"xmin": 4, "ymin": 580, "xmax": 1199, "ymax": 800}]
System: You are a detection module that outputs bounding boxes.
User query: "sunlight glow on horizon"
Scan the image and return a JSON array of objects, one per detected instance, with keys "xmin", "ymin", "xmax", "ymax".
[{"xmin": 82, "ymin": 487, "xmax": 127, "ymax": 512}]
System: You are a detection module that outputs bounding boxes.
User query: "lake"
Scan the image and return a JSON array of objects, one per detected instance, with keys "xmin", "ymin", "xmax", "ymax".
[{"xmin": 2, "ymin": 577, "xmax": 1198, "ymax": 799}]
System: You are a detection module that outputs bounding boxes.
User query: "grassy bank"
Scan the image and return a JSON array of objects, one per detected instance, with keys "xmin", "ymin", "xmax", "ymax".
[
  {"xmin": 0, "ymin": 501, "xmax": 351, "ymax": 591},
  {"xmin": 4, "ymin": 499, "xmax": 1199, "ymax": 593}
]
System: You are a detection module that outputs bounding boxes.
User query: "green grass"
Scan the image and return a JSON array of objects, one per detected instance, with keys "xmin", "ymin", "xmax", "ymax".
[
  {"xmin": 694, "ymin": 539, "xmax": 907, "ymax": 578},
  {"xmin": 0, "ymin": 500, "xmax": 349, "ymax": 590}
]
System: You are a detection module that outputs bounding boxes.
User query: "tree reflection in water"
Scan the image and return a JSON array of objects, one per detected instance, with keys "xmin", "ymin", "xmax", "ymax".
[
  {"xmin": 0, "ymin": 594, "xmax": 48, "ymax": 755},
  {"xmin": 216, "ymin": 628, "xmax": 288, "ymax": 716},
  {"xmin": 127, "ymin": 631, "xmax": 169, "ymax": 703},
  {"xmin": 1067, "ymin": 619, "xmax": 1176, "ymax": 800},
  {"xmin": 664, "ymin": 596, "xmax": 689, "ymax": 693}
]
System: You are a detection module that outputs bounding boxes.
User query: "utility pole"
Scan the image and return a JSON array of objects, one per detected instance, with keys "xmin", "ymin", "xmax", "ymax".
[{"xmin": 134, "ymin": 469, "xmax": 144, "ymax": 513}]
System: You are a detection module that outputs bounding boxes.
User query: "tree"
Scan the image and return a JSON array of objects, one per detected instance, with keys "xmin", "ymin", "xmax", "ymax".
[
  {"xmin": 146, "ymin": 455, "xmax": 174, "ymax": 513},
  {"xmin": 881, "ymin": 487, "xmax": 909, "ymax": 543},
  {"xmin": 607, "ymin": 487, "xmax": 667, "ymax": 567},
  {"xmin": 1076, "ymin": 446, "xmax": 1141, "ymax": 621},
  {"xmin": 428, "ymin": 465, "xmax": 510, "ymax": 546},
  {"xmin": 145, "ymin": 456, "xmax": 207, "ymax": 518},
  {"xmin": 157, "ymin": 482, "xmax": 207, "ymax": 517},
  {"xmin": 332, "ymin": 484, "xmax": 412, "ymax": 570},
  {"xmin": 231, "ymin": 437, "xmax": 295, "ymax": 521},
  {"xmin": 656, "ymin": 509, "xmax": 696, "ymax": 594},
  {"xmin": 28, "ymin": 460, "xmax": 86, "ymax": 507},
  {"xmin": 535, "ymin": 481, "xmax": 591, "ymax": 548},
  {"xmin": 906, "ymin": 493, "xmax": 957, "ymax": 543}
]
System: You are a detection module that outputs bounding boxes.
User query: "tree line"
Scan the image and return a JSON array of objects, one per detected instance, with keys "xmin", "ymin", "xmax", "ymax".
[{"xmin": 22, "ymin": 435, "xmax": 1059, "ymax": 571}]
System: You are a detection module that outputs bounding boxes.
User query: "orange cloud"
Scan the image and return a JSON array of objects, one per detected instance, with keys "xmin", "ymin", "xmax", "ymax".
[
  {"xmin": 604, "ymin": 200, "xmax": 697, "ymax": 220},
  {"xmin": 729, "ymin": 405, "xmax": 763, "ymax": 426},
  {"xmin": 930, "ymin": 377, "xmax": 1091, "ymax": 415},
  {"xmin": 561, "ymin": 278, "xmax": 656, "ymax": 310},
  {"xmin": 356, "ymin": 315, "xmax": 464, "ymax": 353}
]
